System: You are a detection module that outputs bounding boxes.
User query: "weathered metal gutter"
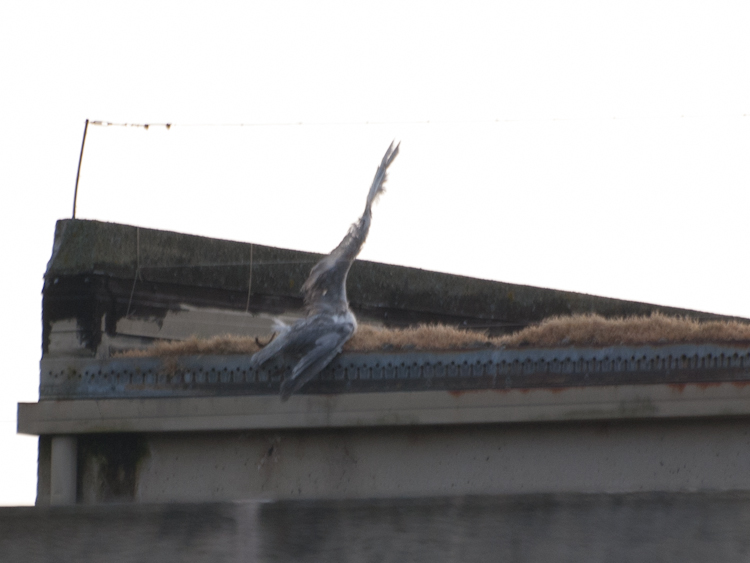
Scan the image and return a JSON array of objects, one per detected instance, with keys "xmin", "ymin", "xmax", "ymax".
[{"xmin": 39, "ymin": 343, "xmax": 750, "ymax": 400}]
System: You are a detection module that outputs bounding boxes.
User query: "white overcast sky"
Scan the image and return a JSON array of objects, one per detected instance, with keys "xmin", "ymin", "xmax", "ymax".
[{"xmin": 1, "ymin": 1, "xmax": 749, "ymax": 505}]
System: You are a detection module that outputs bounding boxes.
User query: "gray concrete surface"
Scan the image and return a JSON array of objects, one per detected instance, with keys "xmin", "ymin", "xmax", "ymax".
[
  {"xmin": 3, "ymin": 493, "xmax": 750, "ymax": 562},
  {"xmin": 258, "ymin": 493, "xmax": 750, "ymax": 563},
  {"xmin": 131, "ymin": 419, "xmax": 750, "ymax": 502},
  {"xmin": 32, "ymin": 417, "xmax": 750, "ymax": 505},
  {"xmin": 0, "ymin": 502, "xmax": 258, "ymax": 563}
]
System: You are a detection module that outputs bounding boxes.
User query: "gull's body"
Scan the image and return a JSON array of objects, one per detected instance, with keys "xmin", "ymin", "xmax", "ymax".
[{"xmin": 249, "ymin": 142, "xmax": 399, "ymax": 400}]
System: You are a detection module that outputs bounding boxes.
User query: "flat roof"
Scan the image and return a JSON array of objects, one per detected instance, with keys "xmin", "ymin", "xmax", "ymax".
[{"xmin": 45, "ymin": 219, "xmax": 743, "ymax": 343}]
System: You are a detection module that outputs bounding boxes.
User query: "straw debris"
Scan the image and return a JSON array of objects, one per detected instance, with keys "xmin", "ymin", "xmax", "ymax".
[
  {"xmin": 119, "ymin": 334, "xmax": 262, "ymax": 358},
  {"xmin": 116, "ymin": 313, "xmax": 750, "ymax": 359},
  {"xmin": 498, "ymin": 313, "xmax": 750, "ymax": 348}
]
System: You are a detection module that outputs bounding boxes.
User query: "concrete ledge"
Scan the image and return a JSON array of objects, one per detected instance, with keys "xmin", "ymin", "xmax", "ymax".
[
  {"xmin": 3, "ymin": 493, "xmax": 750, "ymax": 562},
  {"xmin": 0, "ymin": 502, "xmax": 258, "ymax": 563},
  {"xmin": 18, "ymin": 381, "xmax": 750, "ymax": 435}
]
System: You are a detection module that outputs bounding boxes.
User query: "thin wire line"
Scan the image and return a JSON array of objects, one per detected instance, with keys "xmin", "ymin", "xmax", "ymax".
[
  {"xmin": 126, "ymin": 227, "xmax": 141, "ymax": 318},
  {"xmin": 245, "ymin": 244, "xmax": 253, "ymax": 313},
  {"xmin": 72, "ymin": 119, "xmax": 89, "ymax": 218},
  {"xmin": 88, "ymin": 114, "xmax": 750, "ymax": 130}
]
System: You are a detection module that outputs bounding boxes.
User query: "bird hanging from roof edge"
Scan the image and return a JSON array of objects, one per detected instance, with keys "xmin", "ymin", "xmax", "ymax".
[{"xmin": 248, "ymin": 141, "xmax": 400, "ymax": 400}]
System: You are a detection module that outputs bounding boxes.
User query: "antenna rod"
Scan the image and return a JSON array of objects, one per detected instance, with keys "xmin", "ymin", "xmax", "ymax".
[{"xmin": 72, "ymin": 118, "xmax": 89, "ymax": 218}]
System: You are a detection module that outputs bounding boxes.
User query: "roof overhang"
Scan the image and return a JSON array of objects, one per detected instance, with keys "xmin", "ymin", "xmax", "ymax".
[
  {"xmin": 20, "ymin": 342, "xmax": 750, "ymax": 435},
  {"xmin": 18, "ymin": 380, "xmax": 750, "ymax": 435}
]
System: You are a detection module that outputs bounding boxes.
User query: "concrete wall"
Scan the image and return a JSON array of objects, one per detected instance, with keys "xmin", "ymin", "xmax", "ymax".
[
  {"xmin": 4, "ymin": 493, "xmax": 750, "ymax": 562},
  {"xmin": 34, "ymin": 417, "xmax": 750, "ymax": 505},
  {"xmin": 0, "ymin": 502, "xmax": 256, "ymax": 563}
]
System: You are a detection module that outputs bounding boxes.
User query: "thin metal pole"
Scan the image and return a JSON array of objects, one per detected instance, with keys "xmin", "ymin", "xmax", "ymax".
[{"xmin": 72, "ymin": 119, "xmax": 89, "ymax": 219}]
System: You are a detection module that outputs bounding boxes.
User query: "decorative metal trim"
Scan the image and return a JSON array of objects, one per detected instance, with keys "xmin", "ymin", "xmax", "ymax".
[{"xmin": 39, "ymin": 343, "xmax": 750, "ymax": 400}]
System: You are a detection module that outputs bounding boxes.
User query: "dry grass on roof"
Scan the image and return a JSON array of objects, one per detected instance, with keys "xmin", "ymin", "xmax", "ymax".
[
  {"xmin": 498, "ymin": 313, "xmax": 750, "ymax": 348},
  {"xmin": 115, "ymin": 313, "xmax": 750, "ymax": 359},
  {"xmin": 119, "ymin": 334, "xmax": 262, "ymax": 358},
  {"xmin": 345, "ymin": 323, "xmax": 495, "ymax": 351}
]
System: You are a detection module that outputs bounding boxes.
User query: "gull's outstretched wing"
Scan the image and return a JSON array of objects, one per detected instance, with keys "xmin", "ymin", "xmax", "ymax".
[
  {"xmin": 247, "ymin": 326, "xmax": 293, "ymax": 370},
  {"xmin": 301, "ymin": 141, "xmax": 399, "ymax": 315},
  {"xmin": 248, "ymin": 314, "xmax": 355, "ymax": 399},
  {"xmin": 279, "ymin": 325, "xmax": 354, "ymax": 401}
]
